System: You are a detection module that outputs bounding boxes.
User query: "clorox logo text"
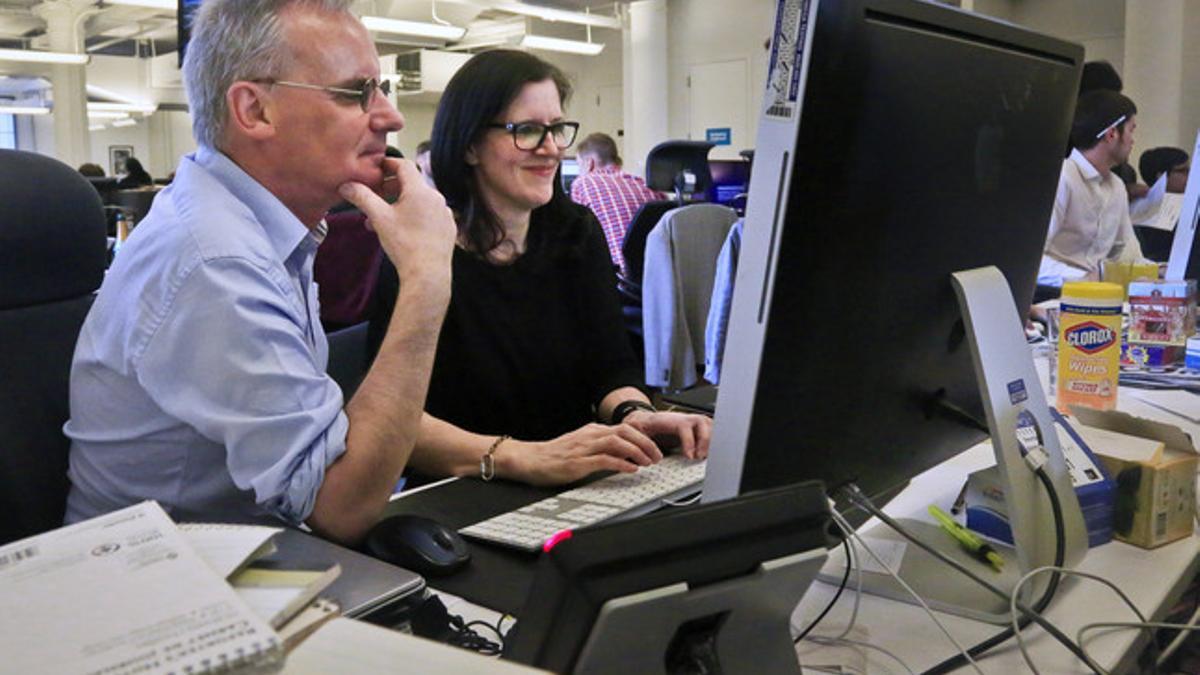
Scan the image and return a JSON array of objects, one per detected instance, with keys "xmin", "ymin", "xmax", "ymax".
[{"xmin": 1064, "ymin": 322, "xmax": 1116, "ymax": 354}]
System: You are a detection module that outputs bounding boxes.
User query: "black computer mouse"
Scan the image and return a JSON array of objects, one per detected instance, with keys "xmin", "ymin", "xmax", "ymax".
[{"xmin": 365, "ymin": 515, "xmax": 471, "ymax": 576}]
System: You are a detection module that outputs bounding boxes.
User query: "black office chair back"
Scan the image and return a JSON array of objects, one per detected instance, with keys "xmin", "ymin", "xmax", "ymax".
[
  {"xmin": 0, "ymin": 149, "xmax": 107, "ymax": 545},
  {"xmin": 621, "ymin": 140, "xmax": 716, "ymax": 288}
]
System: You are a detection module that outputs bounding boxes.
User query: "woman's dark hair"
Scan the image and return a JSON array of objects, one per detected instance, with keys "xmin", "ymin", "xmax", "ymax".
[
  {"xmin": 1139, "ymin": 146, "xmax": 1189, "ymax": 186},
  {"xmin": 431, "ymin": 49, "xmax": 575, "ymax": 259},
  {"xmin": 124, "ymin": 158, "xmax": 152, "ymax": 182}
]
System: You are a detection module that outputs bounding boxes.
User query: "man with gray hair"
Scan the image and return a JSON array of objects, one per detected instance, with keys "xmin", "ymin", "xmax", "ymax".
[{"xmin": 64, "ymin": 0, "xmax": 456, "ymax": 544}]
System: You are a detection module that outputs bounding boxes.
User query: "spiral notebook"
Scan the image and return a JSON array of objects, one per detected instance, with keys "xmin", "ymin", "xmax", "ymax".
[{"xmin": 0, "ymin": 501, "xmax": 283, "ymax": 675}]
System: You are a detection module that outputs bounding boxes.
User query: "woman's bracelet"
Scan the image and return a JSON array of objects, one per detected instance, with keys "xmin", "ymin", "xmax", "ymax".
[
  {"xmin": 610, "ymin": 400, "xmax": 656, "ymax": 425},
  {"xmin": 480, "ymin": 435, "xmax": 511, "ymax": 481}
]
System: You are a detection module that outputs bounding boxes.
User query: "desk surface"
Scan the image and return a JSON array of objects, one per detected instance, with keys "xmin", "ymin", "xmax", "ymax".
[{"xmin": 380, "ymin": 358, "xmax": 1200, "ymax": 673}]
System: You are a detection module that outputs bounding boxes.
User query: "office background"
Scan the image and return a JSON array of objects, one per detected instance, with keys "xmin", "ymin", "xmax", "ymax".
[{"xmin": 0, "ymin": 0, "xmax": 1198, "ymax": 180}]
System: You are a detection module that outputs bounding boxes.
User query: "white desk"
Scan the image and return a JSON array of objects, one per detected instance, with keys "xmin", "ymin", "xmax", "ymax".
[
  {"xmin": 422, "ymin": 360, "xmax": 1200, "ymax": 674},
  {"xmin": 792, "ymin": 371, "xmax": 1200, "ymax": 674}
]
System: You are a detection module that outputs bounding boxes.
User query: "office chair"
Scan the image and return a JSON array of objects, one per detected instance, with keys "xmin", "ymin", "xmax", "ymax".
[
  {"xmin": 618, "ymin": 141, "xmax": 716, "ymax": 341},
  {"xmin": 0, "ymin": 150, "xmax": 107, "ymax": 545}
]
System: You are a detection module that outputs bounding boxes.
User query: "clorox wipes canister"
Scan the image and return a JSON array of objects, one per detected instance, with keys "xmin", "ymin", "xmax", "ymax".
[{"xmin": 1057, "ymin": 281, "xmax": 1123, "ymax": 411}]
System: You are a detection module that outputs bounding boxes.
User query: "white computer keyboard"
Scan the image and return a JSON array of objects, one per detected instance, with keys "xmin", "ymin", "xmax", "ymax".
[{"xmin": 459, "ymin": 455, "xmax": 707, "ymax": 552}]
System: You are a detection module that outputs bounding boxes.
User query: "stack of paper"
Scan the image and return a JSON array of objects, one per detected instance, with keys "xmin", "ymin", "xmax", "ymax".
[
  {"xmin": 179, "ymin": 522, "xmax": 344, "ymax": 650},
  {"xmin": 0, "ymin": 502, "xmax": 284, "ymax": 674}
]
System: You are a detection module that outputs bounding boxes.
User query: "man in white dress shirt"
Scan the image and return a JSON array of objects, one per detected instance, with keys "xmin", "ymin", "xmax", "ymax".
[{"xmin": 1039, "ymin": 90, "xmax": 1145, "ymax": 285}]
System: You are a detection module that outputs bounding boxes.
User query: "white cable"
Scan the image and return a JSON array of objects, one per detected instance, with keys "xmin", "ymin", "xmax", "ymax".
[
  {"xmin": 1010, "ymin": 566, "xmax": 1145, "ymax": 675},
  {"xmin": 805, "ymin": 635, "xmax": 916, "ymax": 675},
  {"xmin": 837, "ymin": 518, "xmax": 985, "ymax": 674},
  {"xmin": 825, "ymin": 511, "xmax": 864, "ymax": 641}
]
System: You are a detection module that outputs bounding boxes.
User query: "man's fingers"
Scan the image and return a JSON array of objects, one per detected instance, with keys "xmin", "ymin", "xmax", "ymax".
[{"xmin": 337, "ymin": 181, "xmax": 390, "ymax": 228}]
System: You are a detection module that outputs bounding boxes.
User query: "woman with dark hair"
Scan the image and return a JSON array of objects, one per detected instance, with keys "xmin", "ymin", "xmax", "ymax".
[
  {"xmin": 116, "ymin": 157, "xmax": 154, "ymax": 189},
  {"xmin": 370, "ymin": 50, "xmax": 710, "ymax": 486}
]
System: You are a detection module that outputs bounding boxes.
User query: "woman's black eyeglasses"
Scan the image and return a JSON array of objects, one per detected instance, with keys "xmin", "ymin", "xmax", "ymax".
[{"xmin": 487, "ymin": 121, "xmax": 580, "ymax": 151}]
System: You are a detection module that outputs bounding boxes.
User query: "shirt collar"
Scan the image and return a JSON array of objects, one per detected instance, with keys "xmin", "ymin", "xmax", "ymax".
[
  {"xmin": 193, "ymin": 146, "xmax": 316, "ymax": 263},
  {"xmin": 1068, "ymin": 148, "xmax": 1104, "ymax": 183}
]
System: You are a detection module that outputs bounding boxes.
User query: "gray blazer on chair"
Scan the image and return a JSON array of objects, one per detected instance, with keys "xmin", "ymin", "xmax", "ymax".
[{"xmin": 641, "ymin": 203, "xmax": 738, "ymax": 390}]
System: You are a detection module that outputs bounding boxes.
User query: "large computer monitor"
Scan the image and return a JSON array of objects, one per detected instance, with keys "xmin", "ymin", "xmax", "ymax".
[
  {"xmin": 707, "ymin": 159, "xmax": 751, "ymax": 207},
  {"xmin": 559, "ymin": 157, "xmax": 581, "ymax": 194},
  {"xmin": 1165, "ymin": 129, "xmax": 1200, "ymax": 282},
  {"xmin": 701, "ymin": 0, "xmax": 1086, "ymax": 621}
]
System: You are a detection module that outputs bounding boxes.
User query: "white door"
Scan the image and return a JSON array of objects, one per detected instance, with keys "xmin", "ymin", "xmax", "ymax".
[
  {"xmin": 688, "ymin": 59, "xmax": 750, "ymax": 160},
  {"xmin": 595, "ymin": 83, "xmax": 624, "ymax": 159}
]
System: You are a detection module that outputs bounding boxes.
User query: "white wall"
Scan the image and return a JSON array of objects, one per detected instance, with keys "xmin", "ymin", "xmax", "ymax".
[{"xmin": 665, "ymin": 0, "xmax": 775, "ymax": 159}]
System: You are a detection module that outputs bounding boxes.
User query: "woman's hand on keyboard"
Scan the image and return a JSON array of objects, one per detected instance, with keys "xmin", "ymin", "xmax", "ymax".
[
  {"xmin": 620, "ymin": 411, "xmax": 712, "ymax": 460},
  {"xmin": 504, "ymin": 423, "xmax": 664, "ymax": 486}
]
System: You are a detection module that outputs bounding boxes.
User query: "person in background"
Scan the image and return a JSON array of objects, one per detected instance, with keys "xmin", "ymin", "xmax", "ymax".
[
  {"xmin": 370, "ymin": 50, "xmax": 710, "ymax": 488},
  {"xmin": 78, "ymin": 163, "xmax": 106, "ymax": 177},
  {"xmin": 415, "ymin": 139, "xmax": 435, "ymax": 188},
  {"xmin": 1077, "ymin": 60, "xmax": 1145, "ymax": 199},
  {"xmin": 116, "ymin": 157, "xmax": 154, "ymax": 189},
  {"xmin": 1139, "ymin": 147, "xmax": 1190, "ymax": 194},
  {"xmin": 569, "ymin": 132, "xmax": 662, "ymax": 277},
  {"xmin": 64, "ymin": 0, "xmax": 456, "ymax": 545},
  {"xmin": 1040, "ymin": 89, "xmax": 1146, "ymax": 285}
]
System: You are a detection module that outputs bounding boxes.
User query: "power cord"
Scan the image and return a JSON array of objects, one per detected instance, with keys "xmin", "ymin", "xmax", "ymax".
[
  {"xmin": 411, "ymin": 594, "xmax": 506, "ymax": 656},
  {"xmin": 841, "ymin": 481, "xmax": 1103, "ymax": 673},
  {"xmin": 793, "ymin": 537, "xmax": 853, "ymax": 644},
  {"xmin": 919, "ymin": 451, "xmax": 1067, "ymax": 674},
  {"xmin": 825, "ymin": 510, "xmax": 987, "ymax": 674}
]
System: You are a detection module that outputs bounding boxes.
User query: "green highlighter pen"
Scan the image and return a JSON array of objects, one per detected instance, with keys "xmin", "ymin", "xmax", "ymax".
[{"xmin": 928, "ymin": 504, "xmax": 1004, "ymax": 572}]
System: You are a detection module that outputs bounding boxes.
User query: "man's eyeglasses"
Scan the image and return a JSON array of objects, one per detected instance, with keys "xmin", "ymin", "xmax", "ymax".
[
  {"xmin": 487, "ymin": 121, "xmax": 580, "ymax": 151},
  {"xmin": 253, "ymin": 77, "xmax": 391, "ymax": 112}
]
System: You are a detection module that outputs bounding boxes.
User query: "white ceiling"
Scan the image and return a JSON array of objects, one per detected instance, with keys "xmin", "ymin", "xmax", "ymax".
[
  {"xmin": 0, "ymin": 0, "xmax": 626, "ymax": 48},
  {"xmin": 0, "ymin": 0, "xmax": 626, "ymax": 99}
]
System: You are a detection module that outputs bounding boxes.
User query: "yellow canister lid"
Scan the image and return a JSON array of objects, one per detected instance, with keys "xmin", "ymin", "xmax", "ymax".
[{"xmin": 1061, "ymin": 281, "xmax": 1123, "ymax": 300}]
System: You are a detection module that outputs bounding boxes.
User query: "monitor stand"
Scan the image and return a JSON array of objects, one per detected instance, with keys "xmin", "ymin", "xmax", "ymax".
[
  {"xmin": 819, "ymin": 265, "xmax": 1089, "ymax": 624},
  {"xmin": 572, "ymin": 548, "xmax": 828, "ymax": 675}
]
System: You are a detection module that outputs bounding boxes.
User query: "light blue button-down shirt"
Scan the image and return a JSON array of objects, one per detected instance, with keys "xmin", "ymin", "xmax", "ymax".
[{"xmin": 64, "ymin": 147, "xmax": 349, "ymax": 527}]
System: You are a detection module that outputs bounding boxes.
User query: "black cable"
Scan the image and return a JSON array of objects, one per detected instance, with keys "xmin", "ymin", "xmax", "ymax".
[
  {"xmin": 841, "ymin": 482, "xmax": 1102, "ymax": 672},
  {"xmin": 793, "ymin": 537, "xmax": 853, "ymax": 644},
  {"xmin": 921, "ymin": 466, "xmax": 1066, "ymax": 674}
]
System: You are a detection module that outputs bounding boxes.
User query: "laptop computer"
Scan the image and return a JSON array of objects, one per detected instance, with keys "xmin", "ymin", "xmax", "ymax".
[{"xmin": 262, "ymin": 527, "xmax": 425, "ymax": 619}]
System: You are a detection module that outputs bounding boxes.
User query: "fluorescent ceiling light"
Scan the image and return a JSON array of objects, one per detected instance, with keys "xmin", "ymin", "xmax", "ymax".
[
  {"xmin": 0, "ymin": 106, "xmax": 50, "ymax": 115},
  {"xmin": 112, "ymin": 118, "xmax": 138, "ymax": 127},
  {"xmin": 89, "ymin": 102, "xmax": 158, "ymax": 114},
  {"xmin": 0, "ymin": 48, "xmax": 89, "ymax": 65},
  {"xmin": 87, "ymin": 85, "xmax": 138, "ymax": 105},
  {"xmin": 88, "ymin": 124, "xmax": 107, "ymax": 131},
  {"xmin": 88, "ymin": 111, "xmax": 131, "ymax": 120},
  {"xmin": 494, "ymin": 2, "xmax": 621, "ymax": 30},
  {"xmin": 520, "ymin": 35, "xmax": 604, "ymax": 55},
  {"xmin": 105, "ymin": 0, "xmax": 175, "ymax": 9},
  {"xmin": 361, "ymin": 16, "xmax": 466, "ymax": 41}
]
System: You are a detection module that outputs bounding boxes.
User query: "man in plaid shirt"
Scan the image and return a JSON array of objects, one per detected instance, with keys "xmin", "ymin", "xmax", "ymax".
[{"xmin": 570, "ymin": 133, "xmax": 662, "ymax": 276}]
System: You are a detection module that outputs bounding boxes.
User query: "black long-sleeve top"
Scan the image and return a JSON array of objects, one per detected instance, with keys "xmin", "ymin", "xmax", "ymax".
[{"xmin": 368, "ymin": 202, "xmax": 643, "ymax": 441}]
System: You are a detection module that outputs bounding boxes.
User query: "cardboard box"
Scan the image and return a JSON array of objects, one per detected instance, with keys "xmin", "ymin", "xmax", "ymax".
[
  {"xmin": 1071, "ymin": 406, "xmax": 1198, "ymax": 549},
  {"xmin": 965, "ymin": 410, "xmax": 1114, "ymax": 548}
]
